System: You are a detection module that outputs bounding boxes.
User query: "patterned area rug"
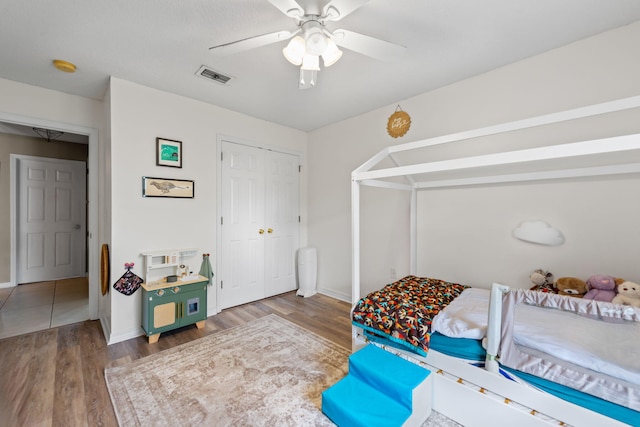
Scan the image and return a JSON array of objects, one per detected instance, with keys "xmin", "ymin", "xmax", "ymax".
[
  {"xmin": 105, "ymin": 314, "xmax": 460, "ymax": 426},
  {"xmin": 105, "ymin": 315, "xmax": 348, "ymax": 426}
]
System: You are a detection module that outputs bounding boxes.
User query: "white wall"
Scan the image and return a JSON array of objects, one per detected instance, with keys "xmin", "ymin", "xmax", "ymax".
[
  {"xmin": 308, "ymin": 22, "xmax": 640, "ymax": 299},
  {"xmin": 0, "ymin": 78, "xmax": 103, "ymax": 128},
  {"xmin": 108, "ymin": 78, "xmax": 307, "ymax": 343}
]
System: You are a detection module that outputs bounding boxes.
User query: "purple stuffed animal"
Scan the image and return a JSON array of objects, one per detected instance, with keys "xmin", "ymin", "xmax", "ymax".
[{"xmin": 583, "ymin": 274, "xmax": 617, "ymax": 302}]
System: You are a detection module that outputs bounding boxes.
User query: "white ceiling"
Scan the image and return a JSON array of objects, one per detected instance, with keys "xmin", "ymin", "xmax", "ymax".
[{"xmin": 2, "ymin": 0, "xmax": 640, "ymax": 133}]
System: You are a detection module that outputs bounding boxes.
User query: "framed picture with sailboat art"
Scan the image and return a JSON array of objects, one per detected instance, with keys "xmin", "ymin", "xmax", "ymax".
[{"xmin": 142, "ymin": 177, "xmax": 194, "ymax": 198}]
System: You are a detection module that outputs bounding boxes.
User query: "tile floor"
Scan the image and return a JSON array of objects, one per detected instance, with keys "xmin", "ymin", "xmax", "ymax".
[{"xmin": 0, "ymin": 276, "xmax": 89, "ymax": 340}]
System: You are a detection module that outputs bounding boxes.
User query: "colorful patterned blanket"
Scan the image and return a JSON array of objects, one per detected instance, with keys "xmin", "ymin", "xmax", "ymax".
[{"xmin": 352, "ymin": 276, "xmax": 469, "ymax": 356}]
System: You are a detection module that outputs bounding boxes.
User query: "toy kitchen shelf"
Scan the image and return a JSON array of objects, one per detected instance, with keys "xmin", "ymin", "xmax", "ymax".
[
  {"xmin": 140, "ymin": 248, "xmax": 207, "ymax": 344},
  {"xmin": 141, "ymin": 248, "xmax": 198, "ymax": 283}
]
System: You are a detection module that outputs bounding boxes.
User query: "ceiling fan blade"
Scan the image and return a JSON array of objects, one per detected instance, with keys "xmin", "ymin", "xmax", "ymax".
[
  {"xmin": 323, "ymin": 0, "xmax": 370, "ymax": 21},
  {"xmin": 209, "ymin": 30, "xmax": 296, "ymax": 56},
  {"xmin": 268, "ymin": 0, "xmax": 304, "ymax": 17},
  {"xmin": 332, "ymin": 29, "xmax": 405, "ymax": 62}
]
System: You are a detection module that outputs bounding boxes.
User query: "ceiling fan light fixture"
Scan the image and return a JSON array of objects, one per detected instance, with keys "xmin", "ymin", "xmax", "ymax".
[
  {"xmin": 321, "ymin": 38, "xmax": 342, "ymax": 67},
  {"xmin": 301, "ymin": 54, "xmax": 320, "ymax": 71},
  {"xmin": 283, "ymin": 35, "xmax": 305, "ymax": 65},
  {"xmin": 211, "ymin": 0, "xmax": 405, "ymax": 90},
  {"xmin": 302, "ymin": 21, "xmax": 328, "ymax": 56}
]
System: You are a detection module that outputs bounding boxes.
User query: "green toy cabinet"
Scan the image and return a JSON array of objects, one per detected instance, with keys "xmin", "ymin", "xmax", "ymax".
[{"xmin": 141, "ymin": 275, "xmax": 208, "ymax": 343}]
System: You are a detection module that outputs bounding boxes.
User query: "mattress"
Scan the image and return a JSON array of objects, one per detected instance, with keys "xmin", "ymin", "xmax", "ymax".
[{"xmin": 429, "ymin": 332, "xmax": 485, "ymax": 361}]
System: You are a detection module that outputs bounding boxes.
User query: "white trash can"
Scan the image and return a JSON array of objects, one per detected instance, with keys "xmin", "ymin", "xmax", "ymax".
[{"xmin": 297, "ymin": 247, "xmax": 317, "ymax": 297}]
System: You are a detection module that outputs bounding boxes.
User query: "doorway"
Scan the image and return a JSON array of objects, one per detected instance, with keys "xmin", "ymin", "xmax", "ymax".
[{"xmin": 0, "ymin": 114, "xmax": 99, "ymax": 334}]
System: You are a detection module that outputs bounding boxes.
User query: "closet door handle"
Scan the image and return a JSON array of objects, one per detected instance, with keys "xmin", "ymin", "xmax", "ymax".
[
  {"xmin": 267, "ymin": 228, "xmax": 273, "ymax": 234},
  {"xmin": 259, "ymin": 229, "xmax": 265, "ymax": 234}
]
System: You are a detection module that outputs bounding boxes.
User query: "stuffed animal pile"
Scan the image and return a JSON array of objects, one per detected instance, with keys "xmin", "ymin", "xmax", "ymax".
[{"xmin": 529, "ymin": 269, "xmax": 640, "ymax": 307}]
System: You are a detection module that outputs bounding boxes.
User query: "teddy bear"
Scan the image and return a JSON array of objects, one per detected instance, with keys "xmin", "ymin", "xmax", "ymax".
[
  {"xmin": 554, "ymin": 277, "xmax": 587, "ymax": 298},
  {"xmin": 611, "ymin": 281, "xmax": 640, "ymax": 307},
  {"xmin": 583, "ymin": 274, "xmax": 617, "ymax": 302}
]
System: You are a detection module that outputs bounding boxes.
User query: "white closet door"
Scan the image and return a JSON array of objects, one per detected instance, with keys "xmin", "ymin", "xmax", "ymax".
[
  {"xmin": 220, "ymin": 142, "xmax": 300, "ymax": 309},
  {"xmin": 264, "ymin": 150, "xmax": 299, "ymax": 297},
  {"xmin": 220, "ymin": 142, "xmax": 266, "ymax": 309},
  {"xmin": 17, "ymin": 156, "xmax": 86, "ymax": 283}
]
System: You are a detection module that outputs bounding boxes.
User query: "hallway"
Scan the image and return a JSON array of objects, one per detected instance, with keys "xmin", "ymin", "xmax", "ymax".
[{"xmin": 0, "ymin": 277, "xmax": 88, "ymax": 340}]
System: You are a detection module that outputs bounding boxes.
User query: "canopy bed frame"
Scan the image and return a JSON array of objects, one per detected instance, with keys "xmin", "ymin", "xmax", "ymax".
[{"xmin": 350, "ymin": 96, "xmax": 640, "ymax": 426}]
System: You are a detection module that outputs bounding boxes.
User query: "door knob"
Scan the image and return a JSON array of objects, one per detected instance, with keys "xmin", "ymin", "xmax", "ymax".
[
  {"xmin": 259, "ymin": 229, "xmax": 265, "ymax": 234},
  {"xmin": 74, "ymin": 224, "xmax": 81, "ymax": 230},
  {"xmin": 267, "ymin": 228, "xmax": 273, "ymax": 234}
]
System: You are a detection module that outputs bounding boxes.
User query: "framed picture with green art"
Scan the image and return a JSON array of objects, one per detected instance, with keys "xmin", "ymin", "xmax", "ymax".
[{"xmin": 156, "ymin": 137, "xmax": 182, "ymax": 168}]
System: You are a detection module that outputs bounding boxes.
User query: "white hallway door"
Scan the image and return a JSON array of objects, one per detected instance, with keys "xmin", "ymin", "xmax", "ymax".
[
  {"xmin": 220, "ymin": 141, "xmax": 299, "ymax": 309},
  {"xmin": 17, "ymin": 156, "xmax": 86, "ymax": 284}
]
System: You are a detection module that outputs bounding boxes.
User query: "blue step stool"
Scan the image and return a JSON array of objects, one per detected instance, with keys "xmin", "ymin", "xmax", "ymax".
[{"xmin": 322, "ymin": 344, "xmax": 433, "ymax": 427}]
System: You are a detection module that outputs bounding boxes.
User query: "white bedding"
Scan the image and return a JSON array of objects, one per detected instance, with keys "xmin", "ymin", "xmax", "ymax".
[
  {"xmin": 431, "ymin": 288, "xmax": 489, "ymax": 339},
  {"xmin": 514, "ymin": 302, "xmax": 640, "ymax": 385},
  {"xmin": 431, "ymin": 288, "xmax": 640, "ymax": 386}
]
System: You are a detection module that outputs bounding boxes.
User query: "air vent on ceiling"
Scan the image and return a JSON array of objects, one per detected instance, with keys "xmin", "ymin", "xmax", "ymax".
[{"xmin": 195, "ymin": 65, "xmax": 233, "ymax": 85}]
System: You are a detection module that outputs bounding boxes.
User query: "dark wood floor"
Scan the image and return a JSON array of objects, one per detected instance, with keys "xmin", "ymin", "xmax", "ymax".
[{"xmin": 0, "ymin": 291, "xmax": 351, "ymax": 427}]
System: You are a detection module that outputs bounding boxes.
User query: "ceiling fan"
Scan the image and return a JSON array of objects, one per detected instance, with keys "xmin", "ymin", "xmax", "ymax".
[{"xmin": 209, "ymin": 0, "xmax": 406, "ymax": 89}]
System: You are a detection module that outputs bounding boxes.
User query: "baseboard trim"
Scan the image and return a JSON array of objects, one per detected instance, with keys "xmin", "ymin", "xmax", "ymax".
[
  {"xmin": 0, "ymin": 282, "xmax": 14, "ymax": 289},
  {"xmin": 100, "ymin": 316, "xmax": 111, "ymax": 344},
  {"xmin": 107, "ymin": 327, "xmax": 144, "ymax": 345},
  {"xmin": 317, "ymin": 287, "xmax": 350, "ymax": 303}
]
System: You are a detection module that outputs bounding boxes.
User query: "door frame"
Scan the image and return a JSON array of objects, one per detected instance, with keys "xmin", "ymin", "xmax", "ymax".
[
  {"xmin": 215, "ymin": 134, "xmax": 304, "ymax": 315},
  {"xmin": 3, "ymin": 111, "xmax": 99, "ymax": 319}
]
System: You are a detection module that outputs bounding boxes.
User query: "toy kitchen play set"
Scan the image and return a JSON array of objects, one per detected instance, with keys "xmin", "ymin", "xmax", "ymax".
[{"xmin": 140, "ymin": 248, "xmax": 210, "ymax": 343}]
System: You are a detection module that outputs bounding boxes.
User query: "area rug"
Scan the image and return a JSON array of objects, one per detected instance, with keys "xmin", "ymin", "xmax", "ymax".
[
  {"xmin": 105, "ymin": 314, "xmax": 349, "ymax": 426},
  {"xmin": 105, "ymin": 314, "xmax": 460, "ymax": 427}
]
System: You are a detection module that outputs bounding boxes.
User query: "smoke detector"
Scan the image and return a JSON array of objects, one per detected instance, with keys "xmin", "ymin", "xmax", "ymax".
[{"xmin": 53, "ymin": 59, "xmax": 76, "ymax": 73}]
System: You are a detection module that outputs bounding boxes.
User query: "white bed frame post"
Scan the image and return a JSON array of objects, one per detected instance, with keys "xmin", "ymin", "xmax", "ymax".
[
  {"xmin": 410, "ymin": 187, "xmax": 417, "ymax": 275},
  {"xmin": 352, "ymin": 176, "xmax": 368, "ymax": 353},
  {"xmin": 351, "ymin": 176, "xmax": 361, "ymax": 306},
  {"xmin": 485, "ymin": 283, "xmax": 510, "ymax": 374}
]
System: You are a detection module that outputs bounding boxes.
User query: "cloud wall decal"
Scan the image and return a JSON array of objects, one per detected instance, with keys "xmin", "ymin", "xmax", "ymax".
[{"xmin": 512, "ymin": 220, "xmax": 565, "ymax": 246}]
